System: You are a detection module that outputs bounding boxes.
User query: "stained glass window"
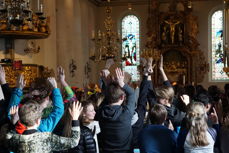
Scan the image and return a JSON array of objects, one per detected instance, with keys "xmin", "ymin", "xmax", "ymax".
[
  {"xmin": 211, "ymin": 10, "xmax": 229, "ymax": 81},
  {"xmin": 121, "ymin": 15, "xmax": 140, "ymax": 81}
]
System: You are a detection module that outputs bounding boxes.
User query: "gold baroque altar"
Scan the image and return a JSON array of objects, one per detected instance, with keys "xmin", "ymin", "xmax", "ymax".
[
  {"xmin": 2, "ymin": 64, "xmax": 54, "ymax": 87},
  {"xmin": 146, "ymin": 0, "xmax": 208, "ymax": 85}
]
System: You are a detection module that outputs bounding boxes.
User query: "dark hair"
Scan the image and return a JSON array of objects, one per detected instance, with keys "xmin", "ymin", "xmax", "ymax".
[
  {"xmin": 88, "ymin": 92, "xmax": 104, "ymax": 108},
  {"xmin": 184, "ymin": 85, "xmax": 196, "ymax": 101},
  {"xmin": 194, "ymin": 93, "xmax": 210, "ymax": 106},
  {"xmin": 195, "ymin": 85, "xmax": 207, "ymax": 96},
  {"xmin": 19, "ymin": 100, "xmax": 42, "ymax": 127},
  {"xmin": 224, "ymin": 84, "xmax": 229, "ymax": 92},
  {"xmin": 208, "ymin": 85, "xmax": 221, "ymax": 102},
  {"xmin": 106, "ymin": 82, "xmax": 125, "ymax": 104},
  {"xmin": 149, "ymin": 104, "xmax": 167, "ymax": 124},
  {"xmin": 30, "ymin": 78, "xmax": 53, "ymax": 102},
  {"xmin": 224, "ymin": 84, "xmax": 229, "ymax": 97}
]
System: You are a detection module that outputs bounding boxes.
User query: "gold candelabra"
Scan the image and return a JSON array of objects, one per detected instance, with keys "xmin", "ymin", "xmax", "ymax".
[{"xmin": 89, "ymin": 0, "xmax": 121, "ymax": 62}]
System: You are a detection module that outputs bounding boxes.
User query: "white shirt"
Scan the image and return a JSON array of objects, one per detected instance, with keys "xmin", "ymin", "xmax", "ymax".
[{"xmin": 184, "ymin": 131, "xmax": 215, "ymax": 153}]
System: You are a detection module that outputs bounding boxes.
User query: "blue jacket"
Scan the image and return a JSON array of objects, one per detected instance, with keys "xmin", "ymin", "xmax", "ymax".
[{"xmin": 7, "ymin": 88, "xmax": 64, "ymax": 132}]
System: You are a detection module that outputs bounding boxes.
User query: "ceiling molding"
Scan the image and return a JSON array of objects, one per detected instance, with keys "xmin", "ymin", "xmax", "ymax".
[{"xmin": 88, "ymin": 0, "xmax": 220, "ymax": 7}]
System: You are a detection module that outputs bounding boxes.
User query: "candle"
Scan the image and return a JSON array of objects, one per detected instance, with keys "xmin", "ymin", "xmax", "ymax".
[
  {"xmin": 37, "ymin": 0, "xmax": 40, "ymax": 11},
  {"xmin": 99, "ymin": 49, "xmax": 102, "ymax": 60},
  {"xmin": 92, "ymin": 30, "xmax": 95, "ymax": 39},
  {"xmin": 183, "ymin": 74, "xmax": 185, "ymax": 85},
  {"xmin": 191, "ymin": 81, "xmax": 195, "ymax": 86},
  {"xmin": 40, "ymin": 4, "xmax": 43, "ymax": 13},
  {"xmin": 98, "ymin": 30, "xmax": 101, "ymax": 39}
]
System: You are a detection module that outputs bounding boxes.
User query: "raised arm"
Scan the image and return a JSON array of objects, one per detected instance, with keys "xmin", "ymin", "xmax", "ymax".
[
  {"xmin": 132, "ymin": 58, "xmax": 155, "ymax": 146},
  {"xmin": 116, "ymin": 68, "xmax": 136, "ymax": 115},
  {"xmin": 57, "ymin": 66, "xmax": 75, "ymax": 102},
  {"xmin": 9, "ymin": 105, "xmax": 19, "ymax": 125},
  {"xmin": 52, "ymin": 101, "xmax": 82, "ymax": 151},
  {"xmin": 7, "ymin": 74, "xmax": 25, "ymax": 119},
  {"xmin": 38, "ymin": 77, "xmax": 64, "ymax": 132},
  {"xmin": 135, "ymin": 57, "xmax": 156, "ymax": 119},
  {"xmin": 159, "ymin": 55, "xmax": 171, "ymax": 87}
]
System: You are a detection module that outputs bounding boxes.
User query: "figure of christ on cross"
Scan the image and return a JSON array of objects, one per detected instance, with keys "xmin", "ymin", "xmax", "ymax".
[{"xmin": 164, "ymin": 19, "xmax": 180, "ymax": 44}]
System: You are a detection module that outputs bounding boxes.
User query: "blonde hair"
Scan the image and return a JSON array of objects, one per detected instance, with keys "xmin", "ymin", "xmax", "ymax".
[
  {"xmin": 186, "ymin": 102, "xmax": 209, "ymax": 147},
  {"xmin": 155, "ymin": 86, "xmax": 174, "ymax": 103}
]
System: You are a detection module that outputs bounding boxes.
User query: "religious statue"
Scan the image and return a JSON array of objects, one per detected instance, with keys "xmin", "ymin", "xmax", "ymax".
[
  {"xmin": 165, "ymin": 19, "xmax": 180, "ymax": 44},
  {"xmin": 187, "ymin": 14, "xmax": 198, "ymax": 39},
  {"xmin": 161, "ymin": 26, "xmax": 168, "ymax": 44},
  {"xmin": 178, "ymin": 27, "xmax": 183, "ymax": 45}
]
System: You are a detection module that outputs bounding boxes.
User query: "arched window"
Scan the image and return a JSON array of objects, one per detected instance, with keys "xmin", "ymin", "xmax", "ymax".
[
  {"xmin": 211, "ymin": 10, "xmax": 229, "ymax": 81},
  {"xmin": 121, "ymin": 15, "xmax": 140, "ymax": 81}
]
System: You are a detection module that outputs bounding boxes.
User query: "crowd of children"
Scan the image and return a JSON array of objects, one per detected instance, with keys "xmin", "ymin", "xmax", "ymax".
[{"xmin": 0, "ymin": 56, "xmax": 228, "ymax": 153}]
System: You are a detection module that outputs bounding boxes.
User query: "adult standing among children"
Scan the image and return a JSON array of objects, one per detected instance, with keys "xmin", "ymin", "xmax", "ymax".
[{"xmin": 96, "ymin": 68, "xmax": 136, "ymax": 153}]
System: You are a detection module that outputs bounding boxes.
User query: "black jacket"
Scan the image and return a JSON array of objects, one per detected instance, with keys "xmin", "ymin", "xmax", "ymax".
[
  {"xmin": 132, "ymin": 76, "xmax": 151, "ymax": 148},
  {"xmin": 0, "ymin": 83, "xmax": 12, "ymax": 127},
  {"xmin": 96, "ymin": 84, "xmax": 136, "ymax": 153},
  {"xmin": 69, "ymin": 126, "xmax": 96, "ymax": 153}
]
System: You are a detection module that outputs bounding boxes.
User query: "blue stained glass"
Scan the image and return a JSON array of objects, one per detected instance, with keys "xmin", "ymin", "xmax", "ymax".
[
  {"xmin": 122, "ymin": 15, "xmax": 140, "ymax": 81},
  {"xmin": 211, "ymin": 10, "xmax": 229, "ymax": 81}
]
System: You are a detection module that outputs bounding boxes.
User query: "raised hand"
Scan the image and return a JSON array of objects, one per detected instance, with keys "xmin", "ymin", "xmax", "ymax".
[
  {"xmin": 57, "ymin": 66, "xmax": 65, "ymax": 82},
  {"xmin": 9, "ymin": 105, "xmax": 19, "ymax": 125},
  {"xmin": 100, "ymin": 69, "xmax": 111, "ymax": 86},
  {"xmin": 168, "ymin": 120, "xmax": 174, "ymax": 131},
  {"xmin": 209, "ymin": 107, "xmax": 219, "ymax": 124},
  {"xmin": 47, "ymin": 77, "xmax": 57, "ymax": 89},
  {"xmin": 115, "ymin": 68, "xmax": 125, "ymax": 88},
  {"xmin": 57, "ymin": 66, "xmax": 68, "ymax": 87},
  {"xmin": 159, "ymin": 55, "xmax": 164, "ymax": 71},
  {"xmin": 180, "ymin": 94, "xmax": 190, "ymax": 106},
  {"xmin": 69, "ymin": 101, "xmax": 83, "ymax": 120},
  {"xmin": 143, "ymin": 57, "xmax": 156, "ymax": 76},
  {"xmin": 159, "ymin": 55, "xmax": 168, "ymax": 81},
  {"xmin": 105, "ymin": 59, "xmax": 115, "ymax": 69},
  {"xmin": 16, "ymin": 74, "xmax": 26, "ymax": 90},
  {"xmin": 0, "ymin": 65, "xmax": 6, "ymax": 84}
]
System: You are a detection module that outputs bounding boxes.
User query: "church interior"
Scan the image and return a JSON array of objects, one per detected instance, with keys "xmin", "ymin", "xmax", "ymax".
[
  {"xmin": 1, "ymin": 1, "xmax": 229, "ymax": 153},
  {"xmin": 0, "ymin": 0, "xmax": 228, "ymax": 89}
]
